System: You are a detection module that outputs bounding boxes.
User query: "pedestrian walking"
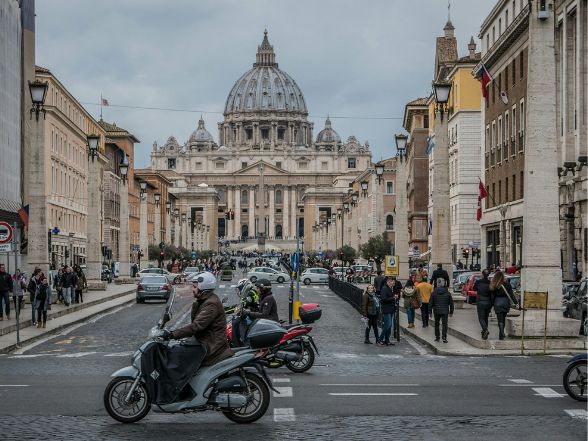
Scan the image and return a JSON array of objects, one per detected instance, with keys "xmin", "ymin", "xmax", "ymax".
[
  {"xmin": 430, "ymin": 263, "xmax": 450, "ymax": 288},
  {"xmin": 35, "ymin": 275, "xmax": 51, "ymax": 328},
  {"xmin": 415, "ymin": 276, "xmax": 432, "ymax": 328},
  {"xmin": 27, "ymin": 268, "xmax": 42, "ymax": 325},
  {"xmin": 53, "ymin": 267, "xmax": 64, "ymax": 304},
  {"xmin": 373, "ymin": 271, "xmax": 386, "ymax": 295},
  {"xmin": 0, "ymin": 263, "xmax": 14, "ymax": 321},
  {"xmin": 429, "ymin": 278, "xmax": 454, "ymax": 343},
  {"xmin": 473, "ymin": 269, "xmax": 492, "ymax": 340},
  {"xmin": 12, "ymin": 269, "xmax": 26, "ymax": 314},
  {"xmin": 62, "ymin": 266, "xmax": 75, "ymax": 306},
  {"xmin": 402, "ymin": 279, "xmax": 421, "ymax": 328},
  {"xmin": 74, "ymin": 265, "xmax": 86, "ymax": 303},
  {"xmin": 379, "ymin": 277, "xmax": 396, "ymax": 346},
  {"xmin": 489, "ymin": 270, "xmax": 518, "ymax": 340},
  {"xmin": 361, "ymin": 284, "xmax": 380, "ymax": 344}
]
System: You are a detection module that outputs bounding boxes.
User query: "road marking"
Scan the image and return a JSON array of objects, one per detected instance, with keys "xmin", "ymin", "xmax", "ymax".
[
  {"xmin": 509, "ymin": 379, "xmax": 533, "ymax": 384},
  {"xmin": 549, "ymin": 354, "xmax": 572, "ymax": 358},
  {"xmin": 273, "ymin": 408, "xmax": 296, "ymax": 422},
  {"xmin": 332, "ymin": 353, "xmax": 359, "ymax": 359},
  {"xmin": 377, "ymin": 354, "xmax": 404, "ymax": 359},
  {"xmin": 104, "ymin": 351, "xmax": 135, "ymax": 357},
  {"xmin": 319, "ymin": 383, "xmax": 420, "ymax": 387},
  {"xmin": 532, "ymin": 387, "xmax": 564, "ymax": 398},
  {"xmin": 564, "ymin": 409, "xmax": 588, "ymax": 420},
  {"xmin": 8, "ymin": 354, "xmax": 46, "ymax": 359},
  {"xmin": 0, "ymin": 384, "xmax": 29, "ymax": 387},
  {"xmin": 499, "ymin": 384, "xmax": 563, "ymax": 387},
  {"xmin": 273, "ymin": 386, "xmax": 293, "ymax": 397},
  {"xmin": 320, "ymin": 294, "xmax": 335, "ymax": 298},
  {"xmin": 271, "ymin": 378, "xmax": 291, "ymax": 383},
  {"xmin": 230, "ymin": 285, "xmax": 236, "ymax": 288},
  {"xmin": 277, "ymin": 285, "xmax": 285, "ymax": 288},
  {"xmin": 56, "ymin": 352, "xmax": 97, "ymax": 358},
  {"xmin": 329, "ymin": 393, "xmax": 418, "ymax": 396}
]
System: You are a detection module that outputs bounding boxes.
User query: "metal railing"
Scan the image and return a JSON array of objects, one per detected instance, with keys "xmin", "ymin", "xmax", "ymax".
[{"xmin": 329, "ymin": 276, "xmax": 364, "ymax": 313}]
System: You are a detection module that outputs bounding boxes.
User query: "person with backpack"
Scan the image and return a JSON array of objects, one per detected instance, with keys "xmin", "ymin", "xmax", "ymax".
[
  {"xmin": 35, "ymin": 275, "xmax": 51, "ymax": 328},
  {"xmin": 361, "ymin": 284, "xmax": 380, "ymax": 344},
  {"xmin": 402, "ymin": 279, "xmax": 421, "ymax": 328},
  {"xmin": 429, "ymin": 278, "xmax": 454, "ymax": 343},
  {"xmin": 379, "ymin": 277, "xmax": 396, "ymax": 346},
  {"xmin": 490, "ymin": 270, "xmax": 518, "ymax": 340}
]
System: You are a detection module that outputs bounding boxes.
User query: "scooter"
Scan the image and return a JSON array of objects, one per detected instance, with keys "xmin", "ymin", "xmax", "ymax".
[
  {"xmin": 563, "ymin": 353, "xmax": 587, "ymax": 402},
  {"xmin": 104, "ymin": 290, "xmax": 285, "ymax": 424},
  {"xmin": 227, "ymin": 303, "xmax": 322, "ymax": 374}
]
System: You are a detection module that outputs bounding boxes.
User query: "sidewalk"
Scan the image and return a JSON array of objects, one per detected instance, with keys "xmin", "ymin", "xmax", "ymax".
[
  {"xmin": 0, "ymin": 282, "xmax": 137, "ymax": 354},
  {"xmin": 340, "ymin": 281, "xmax": 586, "ymax": 356}
]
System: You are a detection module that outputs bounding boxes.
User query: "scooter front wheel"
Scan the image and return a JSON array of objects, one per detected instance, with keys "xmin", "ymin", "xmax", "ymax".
[
  {"xmin": 223, "ymin": 372, "xmax": 270, "ymax": 424},
  {"xmin": 563, "ymin": 360, "xmax": 587, "ymax": 402},
  {"xmin": 104, "ymin": 376, "xmax": 151, "ymax": 423},
  {"xmin": 286, "ymin": 343, "xmax": 315, "ymax": 373}
]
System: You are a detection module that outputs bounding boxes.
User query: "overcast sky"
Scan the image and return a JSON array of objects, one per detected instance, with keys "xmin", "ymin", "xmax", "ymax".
[{"xmin": 35, "ymin": 0, "xmax": 490, "ymax": 168}]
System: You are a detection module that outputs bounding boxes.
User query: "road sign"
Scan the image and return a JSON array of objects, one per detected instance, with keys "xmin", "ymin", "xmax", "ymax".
[
  {"xmin": 290, "ymin": 253, "xmax": 299, "ymax": 272},
  {"xmin": 384, "ymin": 255, "xmax": 399, "ymax": 276},
  {"xmin": 0, "ymin": 244, "xmax": 12, "ymax": 252},
  {"xmin": 0, "ymin": 222, "xmax": 14, "ymax": 245},
  {"xmin": 192, "ymin": 251, "xmax": 197, "ymax": 259}
]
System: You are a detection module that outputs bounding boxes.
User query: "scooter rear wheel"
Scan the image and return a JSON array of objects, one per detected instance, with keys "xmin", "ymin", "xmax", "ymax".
[
  {"xmin": 563, "ymin": 360, "xmax": 587, "ymax": 402},
  {"xmin": 104, "ymin": 376, "xmax": 151, "ymax": 423},
  {"xmin": 286, "ymin": 343, "xmax": 315, "ymax": 373},
  {"xmin": 223, "ymin": 372, "xmax": 270, "ymax": 424}
]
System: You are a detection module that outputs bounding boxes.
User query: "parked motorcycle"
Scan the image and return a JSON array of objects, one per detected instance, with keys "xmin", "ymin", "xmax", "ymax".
[
  {"xmin": 227, "ymin": 303, "xmax": 322, "ymax": 374},
  {"xmin": 563, "ymin": 353, "xmax": 587, "ymax": 402},
  {"xmin": 104, "ymin": 290, "xmax": 285, "ymax": 424}
]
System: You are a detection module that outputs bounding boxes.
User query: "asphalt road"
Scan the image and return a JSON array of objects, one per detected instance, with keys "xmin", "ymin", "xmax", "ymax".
[{"xmin": 0, "ymin": 277, "xmax": 585, "ymax": 441}]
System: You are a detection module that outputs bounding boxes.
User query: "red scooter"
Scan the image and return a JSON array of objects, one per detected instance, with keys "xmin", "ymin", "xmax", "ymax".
[{"xmin": 227, "ymin": 303, "xmax": 321, "ymax": 373}]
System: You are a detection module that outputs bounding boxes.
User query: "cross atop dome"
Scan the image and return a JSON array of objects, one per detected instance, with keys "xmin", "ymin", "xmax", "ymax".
[{"xmin": 255, "ymin": 29, "xmax": 278, "ymax": 67}]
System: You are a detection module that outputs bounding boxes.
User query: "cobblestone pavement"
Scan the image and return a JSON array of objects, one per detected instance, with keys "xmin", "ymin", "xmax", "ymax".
[{"xmin": 0, "ymin": 278, "xmax": 585, "ymax": 440}]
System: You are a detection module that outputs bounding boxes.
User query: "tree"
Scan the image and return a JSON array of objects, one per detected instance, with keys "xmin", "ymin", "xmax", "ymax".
[
  {"xmin": 359, "ymin": 232, "xmax": 393, "ymax": 272},
  {"xmin": 336, "ymin": 245, "xmax": 357, "ymax": 265}
]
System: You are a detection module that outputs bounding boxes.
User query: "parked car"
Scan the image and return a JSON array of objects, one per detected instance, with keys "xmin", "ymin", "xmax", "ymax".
[
  {"xmin": 454, "ymin": 272, "xmax": 473, "ymax": 294},
  {"xmin": 136, "ymin": 275, "xmax": 172, "ymax": 303},
  {"xmin": 182, "ymin": 266, "xmax": 200, "ymax": 278},
  {"xmin": 563, "ymin": 278, "xmax": 587, "ymax": 336},
  {"xmin": 462, "ymin": 272, "xmax": 483, "ymax": 303},
  {"xmin": 137, "ymin": 267, "xmax": 181, "ymax": 285},
  {"xmin": 301, "ymin": 268, "xmax": 329, "ymax": 285},
  {"xmin": 247, "ymin": 267, "xmax": 290, "ymax": 283},
  {"xmin": 331, "ymin": 267, "xmax": 346, "ymax": 279}
]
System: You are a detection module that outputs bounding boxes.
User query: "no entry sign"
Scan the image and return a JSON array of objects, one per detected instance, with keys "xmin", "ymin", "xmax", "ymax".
[{"xmin": 0, "ymin": 222, "xmax": 14, "ymax": 252}]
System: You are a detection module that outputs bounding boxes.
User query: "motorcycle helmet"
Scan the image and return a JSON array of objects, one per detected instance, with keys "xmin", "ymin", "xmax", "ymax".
[
  {"xmin": 236, "ymin": 278, "xmax": 250, "ymax": 292},
  {"xmin": 192, "ymin": 272, "xmax": 217, "ymax": 291},
  {"xmin": 255, "ymin": 278, "xmax": 272, "ymax": 291}
]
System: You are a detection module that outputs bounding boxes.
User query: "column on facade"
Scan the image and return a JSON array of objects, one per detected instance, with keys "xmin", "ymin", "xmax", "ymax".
[
  {"xmin": 227, "ymin": 186, "xmax": 234, "ymax": 239},
  {"xmin": 165, "ymin": 209, "xmax": 171, "ymax": 245},
  {"xmin": 291, "ymin": 186, "xmax": 298, "ymax": 238},
  {"xmin": 234, "ymin": 186, "xmax": 241, "ymax": 239},
  {"xmin": 395, "ymin": 159, "xmax": 410, "ymax": 280},
  {"xmin": 283, "ymin": 186, "xmax": 290, "ymax": 239},
  {"xmin": 269, "ymin": 186, "xmax": 275, "ymax": 239},
  {"xmin": 119, "ymin": 183, "xmax": 130, "ymax": 277},
  {"xmin": 248, "ymin": 186, "xmax": 255, "ymax": 238},
  {"xmin": 139, "ymin": 194, "xmax": 148, "ymax": 265},
  {"xmin": 154, "ymin": 202, "xmax": 161, "ymax": 245}
]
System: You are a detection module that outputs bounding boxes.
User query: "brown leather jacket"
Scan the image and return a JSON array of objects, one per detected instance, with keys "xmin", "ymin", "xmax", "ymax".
[{"xmin": 172, "ymin": 291, "xmax": 232, "ymax": 366}]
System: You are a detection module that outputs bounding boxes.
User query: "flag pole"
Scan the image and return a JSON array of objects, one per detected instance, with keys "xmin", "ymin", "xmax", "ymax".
[{"xmin": 100, "ymin": 94, "xmax": 103, "ymax": 119}]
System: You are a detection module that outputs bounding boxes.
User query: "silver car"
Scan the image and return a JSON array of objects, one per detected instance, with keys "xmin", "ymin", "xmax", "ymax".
[
  {"xmin": 136, "ymin": 275, "xmax": 172, "ymax": 303},
  {"xmin": 247, "ymin": 267, "xmax": 290, "ymax": 284},
  {"xmin": 301, "ymin": 268, "xmax": 329, "ymax": 285},
  {"xmin": 137, "ymin": 267, "xmax": 180, "ymax": 285}
]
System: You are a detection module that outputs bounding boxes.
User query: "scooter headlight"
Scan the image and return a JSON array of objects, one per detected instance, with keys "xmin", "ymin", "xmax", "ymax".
[{"xmin": 148, "ymin": 326, "xmax": 163, "ymax": 339}]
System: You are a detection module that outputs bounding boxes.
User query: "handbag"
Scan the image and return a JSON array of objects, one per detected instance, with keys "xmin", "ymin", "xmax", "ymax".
[
  {"xmin": 502, "ymin": 285, "xmax": 520, "ymax": 317},
  {"xmin": 410, "ymin": 296, "xmax": 420, "ymax": 309}
]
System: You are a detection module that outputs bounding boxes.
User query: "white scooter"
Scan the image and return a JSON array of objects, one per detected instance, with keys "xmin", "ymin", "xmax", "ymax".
[{"xmin": 104, "ymin": 290, "xmax": 285, "ymax": 424}]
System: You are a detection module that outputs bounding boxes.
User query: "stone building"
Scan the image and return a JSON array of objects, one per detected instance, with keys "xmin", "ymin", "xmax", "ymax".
[
  {"xmin": 402, "ymin": 98, "xmax": 430, "ymax": 263},
  {"xmin": 150, "ymin": 31, "xmax": 371, "ymax": 251},
  {"xmin": 555, "ymin": 0, "xmax": 587, "ymax": 281}
]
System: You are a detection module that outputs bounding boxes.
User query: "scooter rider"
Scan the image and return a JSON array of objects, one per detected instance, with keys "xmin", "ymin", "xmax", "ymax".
[
  {"xmin": 244, "ymin": 279, "xmax": 279, "ymax": 322},
  {"xmin": 162, "ymin": 272, "xmax": 232, "ymax": 366},
  {"xmin": 232, "ymin": 279, "xmax": 260, "ymax": 346}
]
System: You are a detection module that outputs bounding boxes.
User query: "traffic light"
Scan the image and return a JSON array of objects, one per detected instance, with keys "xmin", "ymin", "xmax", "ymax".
[
  {"xmin": 225, "ymin": 211, "xmax": 230, "ymax": 220},
  {"xmin": 462, "ymin": 248, "xmax": 470, "ymax": 259}
]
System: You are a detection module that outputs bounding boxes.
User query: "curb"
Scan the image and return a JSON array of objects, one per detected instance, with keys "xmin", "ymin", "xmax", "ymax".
[
  {"xmin": 0, "ymin": 293, "xmax": 136, "ymax": 354},
  {"xmin": 0, "ymin": 288, "xmax": 136, "ymax": 337}
]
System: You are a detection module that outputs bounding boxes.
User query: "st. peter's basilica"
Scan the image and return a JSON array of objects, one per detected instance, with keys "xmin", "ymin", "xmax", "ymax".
[{"xmin": 150, "ymin": 31, "xmax": 372, "ymax": 250}]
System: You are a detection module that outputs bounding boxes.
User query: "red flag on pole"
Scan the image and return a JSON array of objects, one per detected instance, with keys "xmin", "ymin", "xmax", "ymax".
[
  {"xmin": 477, "ymin": 179, "xmax": 488, "ymax": 221},
  {"xmin": 479, "ymin": 63, "xmax": 493, "ymax": 101}
]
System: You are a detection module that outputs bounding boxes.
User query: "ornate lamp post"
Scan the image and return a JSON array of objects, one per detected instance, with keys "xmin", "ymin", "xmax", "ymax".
[
  {"xmin": 375, "ymin": 163, "xmax": 385, "ymax": 184},
  {"xmin": 360, "ymin": 180, "xmax": 369, "ymax": 198},
  {"xmin": 394, "ymin": 132, "xmax": 410, "ymax": 280},
  {"xmin": 28, "ymin": 79, "xmax": 48, "ymax": 120},
  {"xmin": 118, "ymin": 153, "xmax": 131, "ymax": 278}
]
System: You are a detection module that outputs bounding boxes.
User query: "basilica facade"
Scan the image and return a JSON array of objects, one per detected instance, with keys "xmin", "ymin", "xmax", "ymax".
[{"xmin": 150, "ymin": 31, "xmax": 372, "ymax": 251}]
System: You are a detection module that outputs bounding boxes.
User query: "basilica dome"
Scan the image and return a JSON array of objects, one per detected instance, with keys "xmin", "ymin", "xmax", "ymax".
[
  {"xmin": 224, "ymin": 31, "xmax": 307, "ymax": 115},
  {"xmin": 189, "ymin": 117, "xmax": 214, "ymax": 143},
  {"xmin": 316, "ymin": 117, "xmax": 341, "ymax": 143}
]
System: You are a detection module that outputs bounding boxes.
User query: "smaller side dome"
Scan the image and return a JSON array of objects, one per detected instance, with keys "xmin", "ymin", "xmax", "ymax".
[
  {"xmin": 316, "ymin": 117, "xmax": 341, "ymax": 143},
  {"xmin": 189, "ymin": 117, "xmax": 214, "ymax": 143}
]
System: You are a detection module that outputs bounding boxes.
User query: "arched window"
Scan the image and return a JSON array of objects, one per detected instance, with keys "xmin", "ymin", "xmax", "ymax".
[
  {"xmin": 386, "ymin": 215, "xmax": 394, "ymax": 231},
  {"xmin": 275, "ymin": 189, "xmax": 282, "ymax": 204}
]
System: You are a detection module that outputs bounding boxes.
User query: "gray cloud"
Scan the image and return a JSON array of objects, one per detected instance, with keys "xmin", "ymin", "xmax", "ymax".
[{"xmin": 35, "ymin": 0, "xmax": 490, "ymax": 167}]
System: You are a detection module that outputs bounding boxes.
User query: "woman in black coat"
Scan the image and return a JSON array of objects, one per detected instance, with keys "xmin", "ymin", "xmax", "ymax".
[{"xmin": 490, "ymin": 270, "xmax": 518, "ymax": 340}]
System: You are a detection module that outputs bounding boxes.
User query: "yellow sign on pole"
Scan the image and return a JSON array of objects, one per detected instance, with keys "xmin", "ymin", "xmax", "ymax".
[
  {"xmin": 384, "ymin": 255, "xmax": 399, "ymax": 276},
  {"xmin": 521, "ymin": 291, "xmax": 549, "ymax": 355}
]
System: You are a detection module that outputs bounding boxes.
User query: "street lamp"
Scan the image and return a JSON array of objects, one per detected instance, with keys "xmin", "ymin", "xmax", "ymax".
[
  {"xmin": 139, "ymin": 181, "xmax": 147, "ymax": 200},
  {"xmin": 28, "ymin": 80, "xmax": 48, "ymax": 120},
  {"xmin": 337, "ymin": 208, "xmax": 342, "ymax": 219},
  {"xmin": 351, "ymin": 193, "xmax": 358, "ymax": 207},
  {"xmin": 87, "ymin": 134, "xmax": 100, "ymax": 162},
  {"xmin": 433, "ymin": 81, "xmax": 452, "ymax": 118},
  {"xmin": 165, "ymin": 201, "xmax": 171, "ymax": 214},
  {"xmin": 181, "ymin": 212, "xmax": 186, "ymax": 222},
  {"xmin": 154, "ymin": 192, "xmax": 161, "ymax": 206},
  {"xmin": 119, "ymin": 153, "xmax": 129, "ymax": 184},
  {"xmin": 360, "ymin": 180, "xmax": 369, "ymax": 197},
  {"xmin": 375, "ymin": 163, "xmax": 385, "ymax": 184},
  {"xmin": 395, "ymin": 133, "xmax": 408, "ymax": 163}
]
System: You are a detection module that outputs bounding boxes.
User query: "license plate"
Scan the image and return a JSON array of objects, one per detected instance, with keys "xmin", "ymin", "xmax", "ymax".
[{"xmin": 147, "ymin": 287, "xmax": 159, "ymax": 291}]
